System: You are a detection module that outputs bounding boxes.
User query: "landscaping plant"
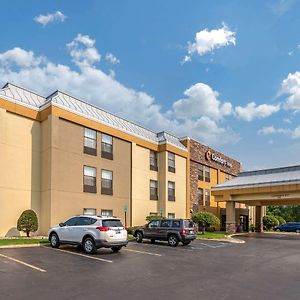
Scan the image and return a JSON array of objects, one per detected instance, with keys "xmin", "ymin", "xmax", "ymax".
[
  {"xmin": 17, "ymin": 209, "xmax": 38, "ymax": 237},
  {"xmin": 192, "ymin": 211, "xmax": 220, "ymax": 232}
]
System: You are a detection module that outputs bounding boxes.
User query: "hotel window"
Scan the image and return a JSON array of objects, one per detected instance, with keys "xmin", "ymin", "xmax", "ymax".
[
  {"xmin": 83, "ymin": 208, "xmax": 97, "ymax": 216},
  {"xmin": 83, "ymin": 166, "xmax": 97, "ymax": 193},
  {"xmin": 101, "ymin": 209, "xmax": 113, "ymax": 217},
  {"xmin": 205, "ymin": 189, "xmax": 211, "ymax": 207},
  {"xmin": 150, "ymin": 180, "xmax": 158, "ymax": 200},
  {"xmin": 101, "ymin": 170, "xmax": 113, "ymax": 195},
  {"xmin": 150, "ymin": 150, "xmax": 158, "ymax": 171},
  {"xmin": 205, "ymin": 166, "xmax": 210, "ymax": 182},
  {"xmin": 198, "ymin": 188, "xmax": 204, "ymax": 206},
  {"xmin": 168, "ymin": 213, "xmax": 175, "ymax": 219},
  {"xmin": 168, "ymin": 181, "xmax": 175, "ymax": 201},
  {"xmin": 225, "ymin": 173, "xmax": 231, "ymax": 181},
  {"xmin": 149, "ymin": 212, "xmax": 158, "ymax": 216},
  {"xmin": 84, "ymin": 128, "xmax": 97, "ymax": 155},
  {"xmin": 101, "ymin": 134, "xmax": 113, "ymax": 160},
  {"xmin": 198, "ymin": 164, "xmax": 204, "ymax": 181},
  {"xmin": 168, "ymin": 152, "xmax": 176, "ymax": 173}
]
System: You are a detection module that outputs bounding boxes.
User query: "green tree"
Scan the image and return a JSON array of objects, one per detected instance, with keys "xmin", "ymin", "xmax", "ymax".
[
  {"xmin": 263, "ymin": 214, "xmax": 279, "ymax": 230},
  {"xmin": 192, "ymin": 211, "xmax": 220, "ymax": 231},
  {"xmin": 17, "ymin": 210, "xmax": 38, "ymax": 237},
  {"xmin": 275, "ymin": 215, "xmax": 286, "ymax": 225}
]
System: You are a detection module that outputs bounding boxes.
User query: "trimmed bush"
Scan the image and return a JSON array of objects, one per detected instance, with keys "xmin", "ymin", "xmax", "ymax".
[
  {"xmin": 145, "ymin": 215, "xmax": 165, "ymax": 222},
  {"xmin": 263, "ymin": 214, "xmax": 279, "ymax": 230},
  {"xmin": 192, "ymin": 211, "xmax": 220, "ymax": 230},
  {"xmin": 126, "ymin": 226, "xmax": 138, "ymax": 235},
  {"xmin": 275, "ymin": 216, "xmax": 286, "ymax": 225},
  {"xmin": 206, "ymin": 227, "xmax": 215, "ymax": 232},
  {"xmin": 17, "ymin": 210, "xmax": 38, "ymax": 237}
]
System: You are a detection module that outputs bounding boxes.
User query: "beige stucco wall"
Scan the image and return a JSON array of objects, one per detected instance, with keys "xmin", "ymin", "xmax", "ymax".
[
  {"xmin": 45, "ymin": 116, "xmax": 131, "ymax": 233},
  {"xmin": 132, "ymin": 145, "xmax": 187, "ymax": 226},
  {"xmin": 0, "ymin": 109, "xmax": 41, "ymax": 236}
]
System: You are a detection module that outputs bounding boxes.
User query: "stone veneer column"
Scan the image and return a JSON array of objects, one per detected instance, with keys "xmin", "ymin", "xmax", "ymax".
[
  {"xmin": 255, "ymin": 206, "xmax": 264, "ymax": 232},
  {"xmin": 226, "ymin": 201, "xmax": 236, "ymax": 234}
]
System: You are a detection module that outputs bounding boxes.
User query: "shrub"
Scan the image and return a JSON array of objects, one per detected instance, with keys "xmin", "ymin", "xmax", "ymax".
[
  {"xmin": 145, "ymin": 215, "xmax": 165, "ymax": 222},
  {"xmin": 192, "ymin": 211, "xmax": 220, "ymax": 230},
  {"xmin": 275, "ymin": 216, "xmax": 286, "ymax": 225},
  {"xmin": 17, "ymin": 209, "xmax": 38, "ymax": 237},
  {"xmin": 206, "ymin": 227, "xmax": 215, "ymax": 232},
  {"xmin": 263, "ymin": 214, "xmax": 279, "ymax": 230},
  {"xmin": 126, "ymin": 226, "xmax": 138, "ymax": 235}
]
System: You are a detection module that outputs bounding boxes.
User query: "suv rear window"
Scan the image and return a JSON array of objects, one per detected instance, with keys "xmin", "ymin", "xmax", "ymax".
[
  {"xmin": 183, "ymin": 220, "xmax": 194, "ymax": 228},
  {"xmin": 102, "ymin": 220, "xmax": 123, "ymax": 227}
]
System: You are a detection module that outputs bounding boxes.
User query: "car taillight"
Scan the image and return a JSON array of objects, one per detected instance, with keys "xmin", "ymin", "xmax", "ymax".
[
  {"xmin": 182, "ymin": 228, "xmax": 186, "ymax": 235},
  {"xmin": 97, "ymin": 226, "xmax": 110, "ymax": 231}
]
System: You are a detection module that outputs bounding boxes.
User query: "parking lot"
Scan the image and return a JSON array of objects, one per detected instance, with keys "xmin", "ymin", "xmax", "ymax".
[{"xmin": 1, "ymin": 237, "xmax": 300, "ymax": 300}]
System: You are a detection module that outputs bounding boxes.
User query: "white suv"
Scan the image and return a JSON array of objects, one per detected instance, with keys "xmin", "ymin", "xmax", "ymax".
[{"xmin": 48, "ymin": 215, "xmax": 128, "ymax": 254}]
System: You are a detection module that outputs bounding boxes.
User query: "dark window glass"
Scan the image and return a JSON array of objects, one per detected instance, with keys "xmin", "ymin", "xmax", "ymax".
[
  {"xmin": 84, "ymin": 128, "xmax": 97, "ymax": 155},
  {"xmin": 64, "ymin": 217, "xmax": 79, "ymax": 226},
  {"xmin": 83, "ymin": 166, "xmax": 97, "ymax": 193},
  {"xmin": 102, "ymin": 220, "xmax": 123, "ymax": 227},
  {"xmin": 183, "ymin": 220, "xmax": 194, "ymax": 228},
  {"xmin": 198, "ymin": 164, "xmax": 204, "ymax": 181},
  {"xmin": 150, "ymin": 150, "xmax": 158, "ymax": 171},
  {"xmin": 205, "ymin": 189, "xmax": 210, "ymax": 206},
  {"xmin": 168, "ymin": 152, "xmax": 175, "ymax": 173},
  {"xmin": 168, "ymin": 181, "xmax": 175, "ymax": 201},
  {"xmin": 161, "ymin": 220, "xmax": 171, "ymax": 227},
  {"xmin": 148, "ymin": 220, "xmax": 160, "ymax": 228},
  {"xmin": 150, "ymin": 180, "xmax": 158, "ymax": 200},
  {"xmin": 205, "ymin": 166, "xmax": 210, "ymax": 182},
  {"xmin": 172, "ymin": 220, "xmax": 181, "ymax": 228},
  {"xmin": 198, "ymin": 188, "xmax": 204, "ymax": 205},
  {"xmin": 101, "ymin": 170, "xmax": 113, "ymax": 195},
  {"xmin": 76, "ymin": 217, "xmax": 97, "ymax": 226},
  {"xmin": 101, "ymin": 134, "xmax": 113, "ymax": 159}
]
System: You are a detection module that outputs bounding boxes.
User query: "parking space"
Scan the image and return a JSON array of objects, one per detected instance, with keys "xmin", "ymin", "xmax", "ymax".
[{"xmin": 1, "ymin": 238, "xmax": 300, "ymax": 299}]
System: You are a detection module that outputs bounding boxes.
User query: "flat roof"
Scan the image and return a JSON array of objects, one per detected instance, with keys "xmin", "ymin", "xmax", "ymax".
[{"xmin": 212, "ymin": 165, "xmax": 300, "ymax": 190}]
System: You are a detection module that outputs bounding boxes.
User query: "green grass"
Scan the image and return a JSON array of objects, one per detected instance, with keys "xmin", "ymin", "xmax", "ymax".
[
  {"xmin": 0, "ymin": 238, "xmax": 49, "ymax": 246},
  {"xmin": 196, "ymin": 231, "xmax": 228, "ymax": 240}
]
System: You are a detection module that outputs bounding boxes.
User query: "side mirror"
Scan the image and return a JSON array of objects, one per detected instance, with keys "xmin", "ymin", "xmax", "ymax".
[{"xmin": 59, "ymin": 222, "xmax": 65, "ymax": 227}]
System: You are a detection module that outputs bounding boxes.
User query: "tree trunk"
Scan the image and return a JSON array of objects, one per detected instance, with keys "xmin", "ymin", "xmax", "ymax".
[{"xmin": 26, "ymin": 231, "xmax": 30, "ymax": 237}]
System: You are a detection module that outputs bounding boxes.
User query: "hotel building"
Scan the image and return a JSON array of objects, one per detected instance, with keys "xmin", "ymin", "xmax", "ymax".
[{"xmin": 0, "ymin": 83, "xmax": 244, "ymax": 236}]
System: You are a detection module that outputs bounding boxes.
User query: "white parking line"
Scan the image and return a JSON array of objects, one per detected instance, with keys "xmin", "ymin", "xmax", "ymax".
[
  {"xmin": 0, "ymin": 253, "xmax": 47, "ymax": 273},
  {"xmin": 43, "ymin": 246, "xmax": 113, "ymax": 263},
  {"xmin": 199, "ymin": 242, "xmax": 227, "ymax": 248},
  {"xmin": 123, "ymin": 248, "xmax": 162, "ymax": 257}
]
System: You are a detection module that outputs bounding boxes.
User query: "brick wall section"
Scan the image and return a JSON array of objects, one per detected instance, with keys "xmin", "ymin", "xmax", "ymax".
[
  {"xmin": 189, "ymin": 139, "xmax": 241, "ymax": 176},
  {"xmin": 189, "ymin": 139, "xmax": 241, "ymax": 211}
]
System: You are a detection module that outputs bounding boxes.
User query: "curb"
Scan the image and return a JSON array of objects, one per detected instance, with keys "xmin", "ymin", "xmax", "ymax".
[
  {"xmin": 0, "ymin": 244, "xmax": 45, "ymax": 249},
  {"xmin": 196, "ymin": 236, "xmax": 245, "ymax": 244}
]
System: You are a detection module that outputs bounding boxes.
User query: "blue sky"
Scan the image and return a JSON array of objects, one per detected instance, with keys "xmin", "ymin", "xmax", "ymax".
[{"xmin": 1, "ymin": 0, "xmax": 300, "ymax": 170}]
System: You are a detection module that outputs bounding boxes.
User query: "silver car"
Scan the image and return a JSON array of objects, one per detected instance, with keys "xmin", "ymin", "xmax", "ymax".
[{"xmin": 48, "ymin": 215, "xmax": 128, "ymax": 254}]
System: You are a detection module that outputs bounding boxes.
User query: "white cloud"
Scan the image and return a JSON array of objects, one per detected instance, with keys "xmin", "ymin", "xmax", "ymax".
[
  {"xmin": 268, "ymin": 0, "xmax": 296, "ymax": 16},
  {"xmin": 105, "ymin": 53, "xmax": 120, "ymax": 64},
  {"xmin": 67, "ymin": 34, "xmax": 101, "ymax": 67},
  {"xmin": 34, "ymin": 11, "xmax": 67, "ymax": 26},
  {"xmin": 235, "ymin": 102, "xmax": 280, "ymax": 122},
  {"xmin": 280, "ymin": 71, "xmax": 300, "ymax": 111},
  {"xmin": 292, "ymin": 125, "xmax": 300, "ymax": 138},
  {"xmin": 0, "ymin": 34, "xmax": 239, "ymax": 146},
  {"xmin": 183, "ymin": 24, "xmax": 236, "ymax": 63},
  {"xmin": 172, "ymin": 83, "xmax": 232, "ymax": 120},
  {"xmin": 258, "ymin": 126, "xmax": 291, "ymax": 135}
]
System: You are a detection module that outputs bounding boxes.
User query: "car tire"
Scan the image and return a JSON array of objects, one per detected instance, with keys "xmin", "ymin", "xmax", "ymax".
[
  {"xmin": 111, "ymin": 246, "xmax": 122, "ymax": 253},
  {"xmin": 50, "ymin": 233, "xmax": 60, "ymax": 248},
  {"xmin": 83, "ymin": 237, "xmax": 96, "ymax": 254},
  {"xmin": 151, "ymin": 239, "xmax": 155, "ymax": 244},
  {"xmin": 182, "ymin": 241, "xmax": 191, "ymax": 246},
  {"xmin": 168, "ymin": 234, "xmax": 179, "ymax": 247},
  {"xmin": 136, "ymin": 231, "xmax": 143, "ymax": 243},
  {"xmin": 276, "ymin": 229, "xmax": 281, "ymax": 232},
  {"xmin": 296, "ymin": 229, "xmax": 300, "ymax": 233}
]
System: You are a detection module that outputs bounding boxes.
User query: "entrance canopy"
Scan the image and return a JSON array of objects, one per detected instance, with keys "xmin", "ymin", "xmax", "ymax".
[{"xmin": 212, "ymin": 165, "xmax": 300, "ymax": 206}]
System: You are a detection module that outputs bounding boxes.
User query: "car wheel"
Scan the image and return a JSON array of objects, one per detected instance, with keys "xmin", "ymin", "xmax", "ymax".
[
  {"xmin": 136, "ymin": 231, "xmax": 143, "ymax": 243},
  {"xmin": 111, "ymin": 246, "xmax": 122, "ymax": 253},
  {"xmin": 182, "ymin": 241, "xmax": 191, "ymax": 246},
  {"xmin": 50, "ymin": 233, "xmax": 60, "ymax": 248},
  {"xmin": 83, "ymin": 237, "xmax": 96, "ymax": 254},
  {"xmin": 168, "ymin": 235, "xmax": 179, "ymax": 247},
  {"xmin": 151, "ymin": 239, "xmax": 155, "ymax": 244},
  {"xmin": 276, "ymin": 229, "xmax": 281, "ymax": 232},
  {"xmin": 296, "ymin": 229, "xmax": 300, "ymax": 233}
]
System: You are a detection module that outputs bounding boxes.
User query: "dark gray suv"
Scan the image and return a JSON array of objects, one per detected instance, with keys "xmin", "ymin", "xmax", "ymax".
[{"xmin": 133, "ymin": 219, "xmax": 196, "ymax": 247}]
